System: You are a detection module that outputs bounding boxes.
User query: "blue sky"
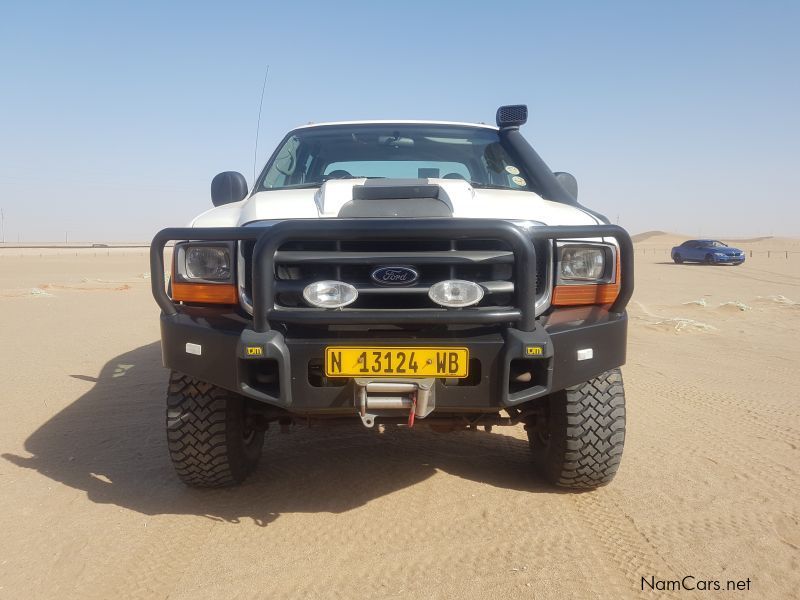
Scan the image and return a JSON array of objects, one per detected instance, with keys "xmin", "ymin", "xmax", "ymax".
[{"xmin": 1, "ymin": 0, "xmax": 798, "ymax": 241}]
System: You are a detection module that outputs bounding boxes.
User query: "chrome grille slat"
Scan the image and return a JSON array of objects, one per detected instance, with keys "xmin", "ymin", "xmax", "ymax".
[
  {"xmin": 239, "ymin": 234, "xmax": 551, "ymax": 317},
  {"xmin": 274, "ymin": 249, "xmax": 514, "ymax": 264},
  {"xmin": 274, "ymin": 279, "xmax": 516, "ymax": 295}
]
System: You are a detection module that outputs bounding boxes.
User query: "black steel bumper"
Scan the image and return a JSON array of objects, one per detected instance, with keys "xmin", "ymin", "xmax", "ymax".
[
  {"xmin": 151, "ymin": 219, "xmax": 633, "ymax": 413},
  {"xmin": 159, "ymin": 308, "xmax": 627, "ymax": 412}
]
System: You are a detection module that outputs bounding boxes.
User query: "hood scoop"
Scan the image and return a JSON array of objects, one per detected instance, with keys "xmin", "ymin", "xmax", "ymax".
[{"xmin": 335, "ymin": 179, "xmax": 454, "ymax": 218}]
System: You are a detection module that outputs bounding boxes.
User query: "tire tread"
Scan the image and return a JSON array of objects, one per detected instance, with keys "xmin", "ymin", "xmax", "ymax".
[
  {"xmin": 558, "ymin": 370, "xmax": 626, "ymax": 488},
  {"xmin": 528, "ymin": 369, "xmax": 626, "ymax": 490},
  {"xmin": 165, "ymin": 372, "xmax": 259, "ymax": 487}
]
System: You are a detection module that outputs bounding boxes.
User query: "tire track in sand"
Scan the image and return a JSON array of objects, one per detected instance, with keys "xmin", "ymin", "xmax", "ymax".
[{"xmin": 568, "ymin": 489, "xmax": 684, "ymax": 599}]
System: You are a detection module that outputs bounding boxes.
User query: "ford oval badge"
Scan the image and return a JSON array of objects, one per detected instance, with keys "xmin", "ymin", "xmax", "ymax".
[{"xmin": 371, "ymin": 266, "xmax": 419, "ymax": 286}]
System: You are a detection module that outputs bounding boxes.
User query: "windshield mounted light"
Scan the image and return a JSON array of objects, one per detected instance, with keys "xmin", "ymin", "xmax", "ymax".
[
  {"xmin": 428, "ymin": 280, "xmax": 484, "ymax": 308},
  {"xmin": 303, "ymin": 281, "xmax": 358, "ymax": 309}
]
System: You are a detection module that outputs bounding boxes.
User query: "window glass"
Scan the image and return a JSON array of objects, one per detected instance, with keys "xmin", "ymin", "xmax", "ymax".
[
  {"xmin": 262, "ymin": 135, "xmax": 301, "ymax": 188},
  {"xmin": 257, "ymin": 124, "xmax": 534, "ymax": 192},
  {"xmin": 323, "ymin": 161, "xmax": 470, "ymax": 180}
]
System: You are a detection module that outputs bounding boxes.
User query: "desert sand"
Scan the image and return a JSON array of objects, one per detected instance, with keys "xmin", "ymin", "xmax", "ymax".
[{"xmin": 0, "ymin": 234, "xmax": 798, "ymax": 599}]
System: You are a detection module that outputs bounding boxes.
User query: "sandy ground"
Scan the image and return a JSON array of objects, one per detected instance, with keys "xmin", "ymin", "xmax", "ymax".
[{"xmin": 0, "ymin": 235, "xmax": 798, "ymax": 599}]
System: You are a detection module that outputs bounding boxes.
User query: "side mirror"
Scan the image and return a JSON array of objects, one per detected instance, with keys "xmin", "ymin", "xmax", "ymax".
[
  {"xmin": 211, "ymin": 171, "xmax": 248, "ymax": 207},
  {"xmin": 554, "ymin": 172, "xmax": 578, "ymax": 200}
]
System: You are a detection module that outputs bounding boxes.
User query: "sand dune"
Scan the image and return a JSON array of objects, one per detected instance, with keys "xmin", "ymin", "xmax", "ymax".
[
  {"xmin": 0, "ymin": 239, "xmax": 798, "ymax": 599},
  {"xmin": 630, "ymin": 230, "xmax": 675, "ymax": 242}
]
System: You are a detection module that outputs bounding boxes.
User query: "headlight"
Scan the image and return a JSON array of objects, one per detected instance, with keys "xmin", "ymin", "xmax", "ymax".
[
  {"xmin": 714, "ymin": 252, "xmax": 726, "ymax": 257},
  {"xmin": 428, "ymin": 280, "xmax": 484, "ymax": 307},
  {"xmin": 558, "ymin": 245, "xmax": 608, "ymax": 281},
  {"xmin": 303, "ymin": 281, "xmax": 358, "ymax": 308},
  {"xmin": 174, "ymin": 243, "xmax": 234, "ymax": 283},
  {"xmin": 185, "ymin": 246, "xmax": 232, "ymax": 281}
]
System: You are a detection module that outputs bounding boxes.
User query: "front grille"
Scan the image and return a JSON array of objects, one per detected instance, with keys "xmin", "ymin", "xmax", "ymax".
[{"xmin": 241, "ymin": 236, "xmax": 551, "ymax": 313}]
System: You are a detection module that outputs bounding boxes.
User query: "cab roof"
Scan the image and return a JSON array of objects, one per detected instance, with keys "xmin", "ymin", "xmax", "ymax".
[{"xmin": 292, "ymin": 120, "xmax": 499, "ymax": 131}]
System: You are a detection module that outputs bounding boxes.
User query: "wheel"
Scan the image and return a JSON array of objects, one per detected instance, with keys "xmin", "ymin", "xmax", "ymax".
[
  {"xmin": 673, "ymin": 253, "xmax": 683, "ymax": 264},
  {"xmin": 704, "ymin": 253, "xmax": 714, "ymax": 264},
  {"xmin": 166, "ymin": 371, "xmax": 264, "ymax": 487},
  {"xmin": 526, "ymin": 369, "xmax": 625, "ymax": 489}
]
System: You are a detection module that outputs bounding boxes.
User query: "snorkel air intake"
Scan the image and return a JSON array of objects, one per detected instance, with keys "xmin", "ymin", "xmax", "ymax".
[
  {"xmin": 496, "ymin": 104, "xmax": 528, "ymax": 129},
  {"xmin": 496, "ymin": 104, "xmax": 578, "ymax": 206}
]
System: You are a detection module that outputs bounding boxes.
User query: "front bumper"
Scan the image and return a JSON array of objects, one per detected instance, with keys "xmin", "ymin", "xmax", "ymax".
[
  {"xmin": 160, "ymin": 307, "xmax": 627, "ymax": 413},
  {"xmin": 713, "ymin": 255, "xmax": 745, "ymax": 264},
  {"xmin": 152, "ymin": 219, "xmax": 633, "ymax": 414}
]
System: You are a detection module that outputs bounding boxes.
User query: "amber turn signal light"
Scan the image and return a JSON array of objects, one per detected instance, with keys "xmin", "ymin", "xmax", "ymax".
[
  {"xmin": 552, "ymin": 282, "xmax": 621, "ymax": 306},
  {"xmin": 171, "ymin": 282, "xmax": 238, "ymax": 304}
]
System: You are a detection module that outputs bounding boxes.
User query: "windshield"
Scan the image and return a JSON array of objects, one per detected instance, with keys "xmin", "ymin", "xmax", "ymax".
[{"xmin": 257, "ymin": 124, "xmax": 535, "ymax": 192}]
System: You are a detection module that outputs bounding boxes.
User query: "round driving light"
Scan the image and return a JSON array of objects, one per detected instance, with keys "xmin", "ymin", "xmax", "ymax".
[
  {"xmin": 303, "ymin": 280, "xmax": 358, "ymax": 308},
  {"xmin": 428, "ymin": 280, "xmax": 484, "ymax": 308}
]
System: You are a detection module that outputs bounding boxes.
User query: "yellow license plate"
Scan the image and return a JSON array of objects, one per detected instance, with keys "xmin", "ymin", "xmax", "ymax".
[{"xmin": 325, "ymin": 347, "xmax": 469, "ymax": 378}]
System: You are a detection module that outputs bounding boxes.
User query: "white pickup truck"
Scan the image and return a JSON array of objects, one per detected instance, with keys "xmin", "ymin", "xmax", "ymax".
[{"xmin": 151, "ymin": 105, "xmax": 633, "ymax": 490}]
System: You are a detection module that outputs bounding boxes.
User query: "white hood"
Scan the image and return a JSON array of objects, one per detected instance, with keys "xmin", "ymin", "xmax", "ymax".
[{"xmin": 190, "ymin": 179, "xmax": 599, "ymax": 228}]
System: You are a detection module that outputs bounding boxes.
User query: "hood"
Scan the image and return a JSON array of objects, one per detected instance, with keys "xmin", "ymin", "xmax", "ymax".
[
  {"xmin": 704, "ymin": 246, "xmax": 743, "ymax": 254},
  {"xmin": 190, "ymin": 179, "xmax": 600, "ymax": 228}
]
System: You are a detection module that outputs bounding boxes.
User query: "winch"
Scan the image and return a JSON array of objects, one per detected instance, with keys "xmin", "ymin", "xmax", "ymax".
[{"xmin": 354, "ymin": 378, "xmax": 435, "ymax": 428}]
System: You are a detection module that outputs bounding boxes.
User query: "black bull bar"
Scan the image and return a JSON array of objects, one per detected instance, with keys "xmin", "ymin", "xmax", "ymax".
[{"xmin": 151, "ymin": 219, "xmax": 634, "ymax": 328}]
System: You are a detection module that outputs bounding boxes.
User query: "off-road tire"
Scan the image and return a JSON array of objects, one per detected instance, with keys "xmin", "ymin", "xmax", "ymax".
[
  {"xmin": 166, "ymin": 371, "xmax": 264, "ymax": 487},
  {"xmin": 527, "ymin": 369, "xmax": 625, "ymax": 489}
]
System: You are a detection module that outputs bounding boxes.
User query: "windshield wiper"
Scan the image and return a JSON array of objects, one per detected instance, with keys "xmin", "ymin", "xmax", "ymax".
[
  {"xmin": 468, "ymin": 181, "xmax": 514, "ymax": 190},
  {"xmin": 260, "ymin": 183, "xmax": 322, "ymax": 191},
  {"xmin": 263, "ymin": 178, "xmax": 514, "ymax": 191}
]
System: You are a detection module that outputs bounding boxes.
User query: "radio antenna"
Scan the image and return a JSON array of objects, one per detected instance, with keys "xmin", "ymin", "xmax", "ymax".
[{"xmin": 253, "ymin": 65, "xmax": 270, "ymax": 184}]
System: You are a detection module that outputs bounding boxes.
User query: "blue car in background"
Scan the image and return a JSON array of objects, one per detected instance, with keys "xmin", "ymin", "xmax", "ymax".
[{"xmin": 671, "ymin": 240, "xmax": 745, "ymax": 265}]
